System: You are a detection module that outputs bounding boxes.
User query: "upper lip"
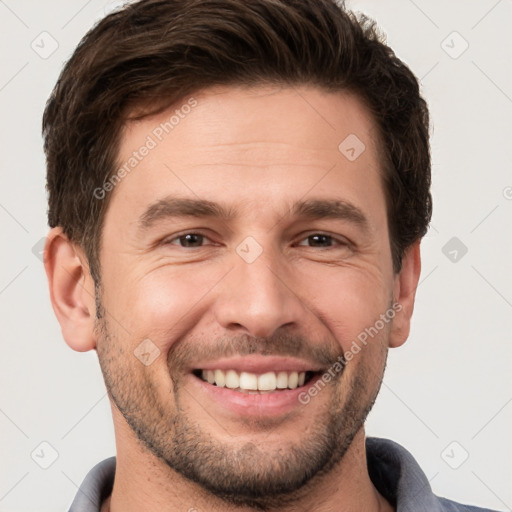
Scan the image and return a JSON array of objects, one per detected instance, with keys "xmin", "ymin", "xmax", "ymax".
[{"xmin": 191, "ymin": 355, "xmax": 325, "ymax": 374}]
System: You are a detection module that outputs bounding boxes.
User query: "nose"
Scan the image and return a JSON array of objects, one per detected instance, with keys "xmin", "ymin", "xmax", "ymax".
[{"xmin": 212, "ymin": 247, "xmax": 308, "ymax": 339}]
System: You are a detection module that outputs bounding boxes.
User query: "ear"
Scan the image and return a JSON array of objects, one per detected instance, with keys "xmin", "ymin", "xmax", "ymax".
[
  {"xmin": 388, "ymin": 241, "xmax": 422, "ymax": 348},
  {"xmin": 44, "ymin": 227, "xmax": 97, "ymax": 352}
]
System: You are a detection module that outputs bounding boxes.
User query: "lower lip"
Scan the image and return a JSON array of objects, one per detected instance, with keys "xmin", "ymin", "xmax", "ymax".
[{"xmin": 189, "ymin": 374, "xmax": 319, "ymax": 417}]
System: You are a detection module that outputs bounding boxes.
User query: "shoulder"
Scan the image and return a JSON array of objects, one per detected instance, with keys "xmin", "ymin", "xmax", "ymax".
[
  {"xmin": 437, "ymin": 497, "xmax": 499, "ymax": 512},
  {"xmin": 365, "ymin": 437, "xmax": 499, "ymax": 512},
  {"xmin": 68, "ymin": 457, "xmax": 116, "ymax": 512}
]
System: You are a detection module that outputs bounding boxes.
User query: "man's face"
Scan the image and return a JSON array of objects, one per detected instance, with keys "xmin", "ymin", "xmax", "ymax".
[{"xmin": 95, "ymin": 85, "xmax": 399, "ymax": 506}]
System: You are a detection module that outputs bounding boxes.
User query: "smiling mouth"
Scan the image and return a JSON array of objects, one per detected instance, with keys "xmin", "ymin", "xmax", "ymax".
[{"xmin": 193, "ymin": 369, "xmax": 319, "ymax": 394}]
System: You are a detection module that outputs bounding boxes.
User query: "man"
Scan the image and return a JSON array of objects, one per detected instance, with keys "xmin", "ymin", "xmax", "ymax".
[{"xmin": 41, "ymin": 0, "xmax": 496, "ymax": 511}]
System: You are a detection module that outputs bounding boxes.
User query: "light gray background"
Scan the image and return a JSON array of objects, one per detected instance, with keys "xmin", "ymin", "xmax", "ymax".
[{"xmin": 1, "ymin": 1, "xmax": 511, "ymax": 511}]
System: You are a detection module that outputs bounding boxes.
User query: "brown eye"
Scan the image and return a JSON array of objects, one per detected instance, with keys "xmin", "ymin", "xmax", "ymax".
[
  {"xmin": 167, "ymin": 233, "xmax": 208, "ymax": 247},
  {"xmin": 297, "ymin": 233, "xmax": 346, "ymax": 248},
  {"xmin": 306, "ymin": 234, "xmax": 333, "ymax": 247}
]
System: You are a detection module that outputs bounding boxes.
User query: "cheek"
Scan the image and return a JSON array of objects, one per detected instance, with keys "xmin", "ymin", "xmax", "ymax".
[
  {"xmin": 103, "ymin": 264, "xmax": 227, "ymax": 351},
  {"xmin": 296, "ymin": 263, "xmax": 392, "ymax": 352}
]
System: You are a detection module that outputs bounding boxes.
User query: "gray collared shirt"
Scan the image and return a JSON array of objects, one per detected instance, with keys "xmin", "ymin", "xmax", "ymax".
[{"xmin": 68, "ymin": 437, "xmax": 497, "ymax": 511}]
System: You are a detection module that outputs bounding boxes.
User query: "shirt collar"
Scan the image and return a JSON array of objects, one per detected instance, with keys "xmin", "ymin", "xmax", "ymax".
[{"xmin": 366, "ymin": 437, "xmax": 441, "ymax": 511}]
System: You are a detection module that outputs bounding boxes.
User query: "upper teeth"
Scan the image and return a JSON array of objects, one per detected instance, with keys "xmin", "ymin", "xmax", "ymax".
[{"xmin": 201, "ymin": 370, "xmax": 306, "ymax": 391}]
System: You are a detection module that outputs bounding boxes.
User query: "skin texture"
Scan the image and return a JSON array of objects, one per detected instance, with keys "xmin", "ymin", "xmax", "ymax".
[{"xmin": 45, "ymin": 85, "xmax": 421, "ymax": 512}]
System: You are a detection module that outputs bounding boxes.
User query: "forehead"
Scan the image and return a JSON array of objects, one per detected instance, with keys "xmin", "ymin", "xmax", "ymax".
[
  {"xmin": 107, "ymin": 85, "xmax": 385, "ymax": 228},
  {"xmin": 121, "ymin": 85, "xmax": 380, "ymax": 157}
]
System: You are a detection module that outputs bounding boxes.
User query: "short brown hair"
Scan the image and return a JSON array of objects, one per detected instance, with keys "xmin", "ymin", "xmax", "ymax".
[{"xmin": 43, "ymin": 0, "xmax": 431, "ymax": 282}]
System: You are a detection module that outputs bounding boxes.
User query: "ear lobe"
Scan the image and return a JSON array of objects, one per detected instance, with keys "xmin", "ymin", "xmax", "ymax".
[
  {"xmin": 388, "ymin": 241, "xmax": 422, "ymax": 348},
  {"xmin": 44, "ymin": 227, "xmax": 97, "ymax": 352}
]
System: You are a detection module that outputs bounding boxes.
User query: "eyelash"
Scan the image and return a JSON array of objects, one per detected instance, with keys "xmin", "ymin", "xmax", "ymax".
[{"xmin": 163, "ymin": 231, "xmax": 350, "ymax": 249}]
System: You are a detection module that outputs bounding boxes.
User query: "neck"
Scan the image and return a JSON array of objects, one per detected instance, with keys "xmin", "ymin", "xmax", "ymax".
[{"xmin": 104, "ymin": 415, "xmax": 393, "ymax": 512}]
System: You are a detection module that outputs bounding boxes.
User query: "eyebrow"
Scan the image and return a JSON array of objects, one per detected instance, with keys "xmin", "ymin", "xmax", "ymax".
[
  {"xmin": 138, "ymin": 197, "xmax": 236, "ymax": 230},
  {"xmin": 137, "ymin": 196, "xmax": 369, "ymax": 232},
  {"xmin": 292, "ymin": 199, "xmax": 368, "ymax": 229}
]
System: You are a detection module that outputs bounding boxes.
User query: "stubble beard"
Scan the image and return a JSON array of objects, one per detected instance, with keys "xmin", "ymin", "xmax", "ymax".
[{"xmin": 94, "ymin": 302, "xmax": 387, "ymax": 510}]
